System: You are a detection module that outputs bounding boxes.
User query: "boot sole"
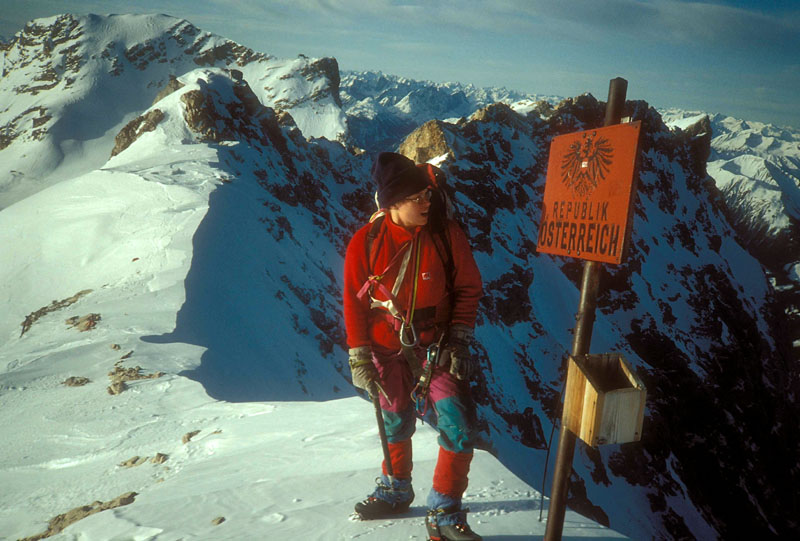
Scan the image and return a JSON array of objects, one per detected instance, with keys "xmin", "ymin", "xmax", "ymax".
[{"xmin": 354, "ymin": 501, "xmax": 412, "ymax": 520}]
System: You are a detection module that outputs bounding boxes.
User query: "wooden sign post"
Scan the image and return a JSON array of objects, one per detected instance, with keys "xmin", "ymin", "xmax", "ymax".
[{"xmin": 541, "ymin": 78, "xmax": 643, "ymax": 541}]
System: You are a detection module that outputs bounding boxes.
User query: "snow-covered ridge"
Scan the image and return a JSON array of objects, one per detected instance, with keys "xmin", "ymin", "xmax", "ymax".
[
  {"xmin": 0, "ymin": 13, "xmax": 346, "ymax": 209},
  {"xmin": 661, "ymin": 109, "xmax": 800, "ymax": 358}
]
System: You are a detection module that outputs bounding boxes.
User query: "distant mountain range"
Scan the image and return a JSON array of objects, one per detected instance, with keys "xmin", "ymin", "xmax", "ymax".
[
  {"xmin": 339, "ymin": 69, "xmax": 560, "ymax": 153},
  {"xmin": 2, "ymin": 13, "xmax": 799, "ymax": 540}
]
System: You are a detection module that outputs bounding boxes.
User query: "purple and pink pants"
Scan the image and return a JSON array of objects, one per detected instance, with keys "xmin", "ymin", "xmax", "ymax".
[{"xmin": 372, "ymin": 347, "xmax": 476, "ymax": 498}]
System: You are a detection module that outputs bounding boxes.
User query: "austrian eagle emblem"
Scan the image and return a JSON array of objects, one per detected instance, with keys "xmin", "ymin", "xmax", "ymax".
[{"xmin": 560, "ymin": 131, "xmax": 614, "ymax": 198}]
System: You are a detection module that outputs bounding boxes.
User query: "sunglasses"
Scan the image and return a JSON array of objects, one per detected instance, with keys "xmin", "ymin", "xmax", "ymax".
[{"xmin": 404, "ymin": 189, "xmax": 432, "ymax": 205}]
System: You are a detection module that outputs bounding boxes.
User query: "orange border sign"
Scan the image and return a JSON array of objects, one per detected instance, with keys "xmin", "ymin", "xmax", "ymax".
[{"xmin": 537, "ymin": 121, "xmax": 641, "ymax": 264}]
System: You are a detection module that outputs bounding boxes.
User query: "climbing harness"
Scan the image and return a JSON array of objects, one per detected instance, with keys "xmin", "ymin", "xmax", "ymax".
[
  {"xmin": 356, "ymin": 205, "xmax": 456, "ymax": 388},
  {"xmin": 356, "ymin": 218, "xmax": 424, "ymax": 350}
]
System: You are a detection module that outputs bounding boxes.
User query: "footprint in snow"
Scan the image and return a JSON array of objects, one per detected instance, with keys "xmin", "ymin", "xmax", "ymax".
[{"xmin": 261, "ymin": 512, "xmax": 286, "ymax": 524}]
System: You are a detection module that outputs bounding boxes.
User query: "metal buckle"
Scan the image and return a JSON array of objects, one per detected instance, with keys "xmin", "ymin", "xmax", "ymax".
[
  {"xmin": 399, "ymin": 321, "xmax": 419, "ymax": 348},
  {"xmin": 426, "ymin": 342, "xmax": 440, "ymax": 366}
]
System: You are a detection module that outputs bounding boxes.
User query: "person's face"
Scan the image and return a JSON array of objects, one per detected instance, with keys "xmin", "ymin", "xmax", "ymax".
[{"xmin": 390, "ymin": 188, "xmax": 432, "ymax": 230}]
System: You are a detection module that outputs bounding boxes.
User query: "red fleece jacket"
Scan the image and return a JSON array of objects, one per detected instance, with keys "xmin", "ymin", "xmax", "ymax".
[{"xmin": 343, "ymin": 215, "xmax": 483, "ymax": 351}]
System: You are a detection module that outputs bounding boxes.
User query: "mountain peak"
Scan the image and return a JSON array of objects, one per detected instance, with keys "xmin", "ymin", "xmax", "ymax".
[{"xmin": 0, "ymin": 13, "xmax": 347, "ymax": 208}]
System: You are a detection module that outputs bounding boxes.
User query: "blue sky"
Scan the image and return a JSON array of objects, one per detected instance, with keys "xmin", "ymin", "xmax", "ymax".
[{"xmin": 3, "ymin": 1, "xmax": 799, "ymax": 128}]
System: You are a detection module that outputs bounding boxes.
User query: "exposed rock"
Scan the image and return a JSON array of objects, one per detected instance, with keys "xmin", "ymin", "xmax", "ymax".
[
  {"xmin": 62, "ymin": 377, "xmax": 90, "ymax": 387},
  {"xmin": 182, "ymin": 430, "xmax": 201, "ymax": 444},
  {"xmin": 301, "ymin": 57, "xmax": 342, "ymax": 107},
  {"xmin": 189, "ymin": 39, "xmax": 266, "ymax": 67},
  {"xmin": 681, "ymin": 114, "xmax": 713, "ymax": 173},
  {"xmin": 106, "ymin": 381, "xmax": 127, "ymax": 395},
  {"xmin": 0, "ymin": 106, "xmax": 53, "ymax": 145},
  {"xmin": 65, "ymin": 313, "xmax": 101, "ymax": 332},
  {"xmin": 471, "ymin": 102, "xmax": 530, "ymax": 134},
  {"xmin": 211, "ymin": 516, "xmax": 226, "ymax": 526},
  {"xmin": 153, "ymin": 75, "xmax": 186, "ymax": 105},
  {"xmin": 110, "ymin": 109, "xmax": 165, "ymax": 157},
  {"xmin": 110, "ymin": 365, "xmax": 163, "ymax": 381},
  {"xmin": 151, "ymin": 453, "xmax": 169, "ymax": 464},
  {"xmin": 118, "ymin": 456, "xmax": 148, "ymax": 468},
  {"xmin": 397, "ymin": 119, "xmax": 453, "ymax": 163},
  {"xmin": 106, "ymin": 364, "xmax": 164, "ymax": 395},
  {"xmin": 551, "ymin": 93, "xmax": 605, "ymax": 131},
  {"xmin": 19, "ymin": 491, "xmax": 137, "ymax": 541},
  {"xmin": 179, "ymin": 72, "xmax": 304, "ymax": 185},
  {"xmin": 20, "ymin": 289, "xmax": 92, "ymax": 336}
]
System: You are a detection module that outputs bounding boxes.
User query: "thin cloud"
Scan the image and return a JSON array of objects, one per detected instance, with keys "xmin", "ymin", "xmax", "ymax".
[
  {"xmin": 296, "ymin": 0, "xmax": 800, "ymax": 55},
  {"xmin": 504, "ymin": 0, "xmax": 800, "ymax": 54}
]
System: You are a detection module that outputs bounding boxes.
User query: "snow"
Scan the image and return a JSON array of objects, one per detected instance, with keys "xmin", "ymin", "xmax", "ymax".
[
  {"xmin": 788, "ymin": 263, "xmax": 800, "ymax": 285},
  {"xmin": 3, "ymin": 12, "xmax": 796, "ymax": 540},
  {"xmin": 0, "ymin": 14, "xmax": 346, "ymax": 210},
  {"xmin": 660, "ymin": 108, "xmax": 800, "ymax": 236},
  {"xmin": 0, "ymin": 380, "xmax": 627, "ymax": 540},
  {"xmin": 0, "ymin": 222, "xmax": 626, "ymax": 541},
  {"xmin": 0, "ymin": 67, "xmax": 626, "ymax": 541}
]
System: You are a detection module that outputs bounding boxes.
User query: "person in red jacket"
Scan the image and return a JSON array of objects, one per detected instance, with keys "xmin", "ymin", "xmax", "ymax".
[{"xmin": 344, "ymin": 152, "xmax": 484, "ymax": 540}]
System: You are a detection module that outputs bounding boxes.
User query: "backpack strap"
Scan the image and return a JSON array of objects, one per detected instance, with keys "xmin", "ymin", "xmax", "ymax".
[
  {"xmin": 432, "ymin": 225, "xmax": 455, "ymax": 297},
  {"xmin": 430, "ymin": 225, "xmax": 455, "ymax": 342},
  {"xmin": 365, "ymin": 213, "xmax": 386, "ymax": 271},
  {"xmin": 357, "ymin": 214, "xmax": 414, "ymax": 324}
]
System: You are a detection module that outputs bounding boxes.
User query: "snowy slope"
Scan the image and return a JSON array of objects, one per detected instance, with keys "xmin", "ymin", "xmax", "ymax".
[
  {"xmin": 0, "ymin": 64, "xmax": 627, "ymax": 541},
  {"xmin": 0, "ymin": 13, "xmax": 346, "ymax": 209}
]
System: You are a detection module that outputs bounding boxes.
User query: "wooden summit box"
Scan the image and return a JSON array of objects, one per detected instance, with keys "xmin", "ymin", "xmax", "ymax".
[{"xmin": 564, "ymin": 353, "xmax": 646, "ymax": 446}]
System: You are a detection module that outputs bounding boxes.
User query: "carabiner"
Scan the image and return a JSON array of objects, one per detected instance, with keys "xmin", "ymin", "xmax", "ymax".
[
  {"xmin": 426, "ymin": 342, "xmax": 440, "ymax": 365},
  {"xmin": 411, "ymin": 383, "xmax": 430, "ymax": 416},
  {"xmin": 399, "ymin": 320, "xmax": 419, "ymax": 348}
]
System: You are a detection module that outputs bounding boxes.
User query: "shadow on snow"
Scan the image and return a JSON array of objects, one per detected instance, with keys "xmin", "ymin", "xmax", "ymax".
[{"xmin": 142, "ymin": 169, "xmax": 349, "ymax": 403}]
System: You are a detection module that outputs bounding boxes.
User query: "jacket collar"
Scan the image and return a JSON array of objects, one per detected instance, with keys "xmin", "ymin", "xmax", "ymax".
[{"xmin": 385, "ymin": 213, "xmax": 423, "ymax": 241}]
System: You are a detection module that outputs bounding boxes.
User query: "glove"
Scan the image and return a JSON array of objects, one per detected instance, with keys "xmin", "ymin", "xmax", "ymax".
[
  {"xmin": 445, "ymin": 324, "xmax": 475, "ymax": 380},
  {"xmin": 349, "ymin": 346, "xmax": 381, "ymax": 397}
]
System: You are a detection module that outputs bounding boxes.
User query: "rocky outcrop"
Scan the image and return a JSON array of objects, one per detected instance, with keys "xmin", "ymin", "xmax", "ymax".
[
  {"xmin": 153, "ymin": 75, "xmax": 186, "ymax": 105},
  {"xmin": 0, "ymin": 106, "xmax": 51, "ymax": 149},
  {"xmin": 397, "ymin": 119, "xmax": 453, "ymax": 163},
  {"xmin": 20, "ymin": 492, "xmax": 137, "ymax": 541},
  {"xmin": 110, "ymin": 109, "xmax": 164, "ymax": 157},
  {"xmin": 681, "ymin": 114, "xmax": 713, "ymax": 174},
  {"xmin": 178, "ymin": 72, "xmax": 297, "ymax": 164},
  {"xmin": 20, "ymin": 289, "xmax": 93, "ymax": 336},
  {"xmin": 301, "ymin": 57, "xmax": 342, "ymax": 107}
]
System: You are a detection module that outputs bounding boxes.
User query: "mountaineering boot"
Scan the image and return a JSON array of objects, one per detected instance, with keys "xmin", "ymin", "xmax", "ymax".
[
  {"xmin": 425, "ymin": 506, "xmax": 482, "ymax": 541},
  {"xmin": 354, "ymin": 475, "xmax": 414, "ymax": 519}
]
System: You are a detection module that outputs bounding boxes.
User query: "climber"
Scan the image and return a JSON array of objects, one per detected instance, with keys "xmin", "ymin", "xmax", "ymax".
[{"xmin": 343, "ymin": 151, "xmax": 484, "ymax": 540}]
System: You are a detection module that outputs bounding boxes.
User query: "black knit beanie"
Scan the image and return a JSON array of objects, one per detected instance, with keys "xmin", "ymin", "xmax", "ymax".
[{"xmin": 372, "ymin": 152, "xmax": 430, "ymax": 208}]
